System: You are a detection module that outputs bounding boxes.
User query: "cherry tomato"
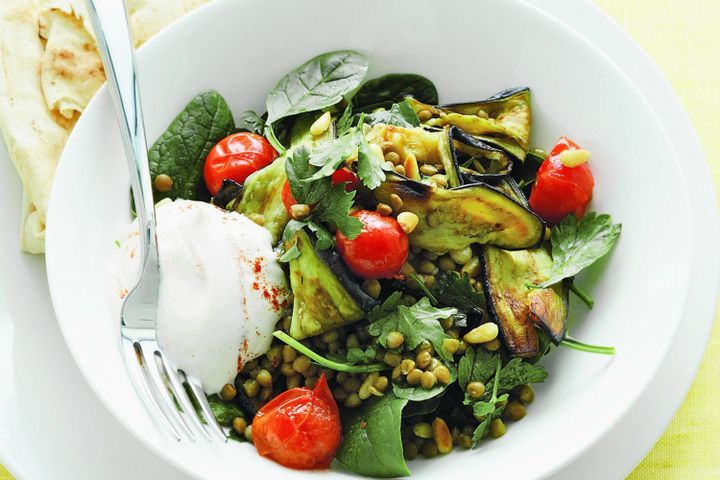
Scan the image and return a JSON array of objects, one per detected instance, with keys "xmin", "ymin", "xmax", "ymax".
[
  {"xmin": 331, "ymin": 168, "xmax": 360, "ymax": 192},
  {"xmin": 281, "ymin": 168, "xmax": 359, "ymax": 214},
  {"xmin": 336, "ymin": 210, "xmax": 409, "ymax": 280},
  {"xmin": 529, "ymin": 137, "xmax": 594, "ymax": 226},
  {"xmin": 252, "ymin": 374, "xmax": 341, "ymax": 470},
  {"xmin": 204, "ymin": 132, "xmax": 278, "ymax": 196}
]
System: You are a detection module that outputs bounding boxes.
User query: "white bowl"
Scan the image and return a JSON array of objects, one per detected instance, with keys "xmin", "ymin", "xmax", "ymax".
[{"xmin": 45, "ymin": 0, "xmax": 719, "ymax": 478}]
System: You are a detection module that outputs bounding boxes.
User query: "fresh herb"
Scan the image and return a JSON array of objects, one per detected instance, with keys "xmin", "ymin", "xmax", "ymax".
[
  {"xmin": 148, "ymin": 90, "xmax": 235, "ymax": 201},
  {"xmin": 114, "ymin": 239, "xmax": 121, "ymax": 248},
  {"xmin": 367, "ymin": 291, "xmax": 404, "ymax": 322},
  {"xmin": 278, "ymin": 244, "xmax": 300, "ymax": 263},
  {"xmin": 306, "ymin": 130, "xmax": 363, "ymax": 180},
  {"xmin": 335, "ymin": 103, "xmax": 355, "ymax": 136},
  {"xmin": 284, "ymin": 145, "xmax": 362, "ymax": 242},
  {"xmin": 457, "ymin": 347, "xmax": 498, "ymax": 392},
  {"xmin": 570, "ymin": 282, "xmax": 594, "ymax": 309},
  {"xmin": 482, "ymin": 357, "xmax": 548, "ymax": 399},
  {"xmin": 265, "ymin": 50, "xmax": 369, "ymax": 125},
  {"xmin": 353, "ymin": 73, "xmax": 438, "ymax": 111},
  {"xmin": 432, "ymin": 272, "xmax": 486, "ymax": 318},
  {"xmin": 537, "ymin": 212, "xmax": 622, "ymax": 288},
  {"xmin": 470, "ymin": 357, "xmax": 508, "ymax": 445},
  {"xmin": 363, "ymin": 100, "xmax": 420, "ymax": 128},
  {"xmin": 273, "ymin": 331, "xmax": 389, "ymax": 373},
  {"xmin": 409, "ymin": 273, "xmax": 437, "ymax": 304},
  {"xmin": 356, "ymin": 135, "xmax": 386, "ymax": 189},
  {"xmin": 561, "ymin": 336, "xmax": 615, "ymax": 355},
  {"xmin": 336, "ymin": 394, "xmax": 410, "ymax": 478},
  {"xmin": 328, "ymin": 346, "xmax": 378, "ymax": 365},
  {"xmin": 236, "ymin": 110, "xmax": 265, "ymax": 134},
  {"xmin": 368, "ymin": 297, "xmax": 457, "ymax": 362},
  {"xmin": 206, "ymin": 394, "xmax": 244, "ymax": 426}
]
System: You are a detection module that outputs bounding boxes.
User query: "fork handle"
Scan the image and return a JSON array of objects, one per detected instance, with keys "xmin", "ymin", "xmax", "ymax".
[{"xmin": 86, "ymin": 0, "xmax": 159, "ymax": 269}]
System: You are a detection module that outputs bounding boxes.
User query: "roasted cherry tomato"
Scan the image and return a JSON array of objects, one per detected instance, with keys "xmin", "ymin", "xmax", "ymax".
[
  {"xmin": 252, "ymin": 374, "xmax": 341, "ymax": 470},
  {"xmin": 204, "ymin": 132, "xmax": 278, "ymax": 196},
  {"xmin": 529, "ymin": 137, "xmax": 594, "ymax": 226},
  {"xmin": 336, "ymin": 209, "xmax": 409, "ymax": 280},
  {"xmin": 281, "ymin": 168, "xmax": 359, "ymax": 214}
]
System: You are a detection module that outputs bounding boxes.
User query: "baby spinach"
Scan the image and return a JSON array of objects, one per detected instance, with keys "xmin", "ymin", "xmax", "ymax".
[
  {"xmin": 236, "ymin": 110, "xmax": 265, "ymax": 134},
  {"xmin": 265, "ymin": 50, "xmax": 369, "ymax": 125},
  {"xmin": 353, "ymin": 73, "xmax": 438, "ymax": 111},
  {"xmin": 148, "ymin": 90, "xmax": 235, "ymax": 201},
  {"xmin": 537, "ymin": 212, "xmax": 622, "ymax": 288},
  {"xmin": 336, "ymin": 394, "xmax": 410, "ymax": 478},
  {"xmin": 363, "ymin": 100, "xmax": 420, "ymax": 128}
]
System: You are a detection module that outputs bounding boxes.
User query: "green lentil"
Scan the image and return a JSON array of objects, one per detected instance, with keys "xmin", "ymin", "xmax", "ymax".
[
  {"xmin": 305, "ymin": 376, "xmax": 318, "ymax": 388},
  {"xmin": 467, "ymin": 382, "xmax": 486, "ymax": 399},
  {"xmin": 292, "ymin": 355, "xmax": 311, "ymax": 373},
  {"xmin": 443, "ymin": 338, "xmax": 460, "ymax": 354},
  {"xmin": 374, "ymin": 376, "xmax": 389, "ymax": 392},
  {"xmin": 242, "ymin": 378, "xmax": 260, "ymax": 398},
  {"xmin": 417, "ymin": 340, "xmax": 433, "ymax": 354},
  {"xmin": 438, "ymin": 256, "xmax": 456, "ymax": 272},
  {"xmin": 244, "ymin": 425, "xmax": 253, "ymax": 442},
  {"xmin": 386, "ymin": 331, "xmax": 405, "ymax": 349},
  {"xmin": 403, "ymin": 442, "xmax": 418, "ymax": 460},
  {"xmin": 320, "ymin": 330, "xmax": 339, "ymax": 343},
  {"xmin": 457, "ymin": 434, "xmax": 473, "ymax": 449},
  {"xmin": 485, "ymin": 338, "xmax": 502, "ymax": 351},
  {"xmin": 421, "ymin": 440, "xmax": 439, "ymax": 458},
  {"xmin": 413, "ymin": 422, "xmax": 433, "ymax": 439},
  {"xmin": 433, "ymin": 366, "xmax": 452, "ymax": 384},
  {"xmin": 516, "ymin": 385, "xmax": 535, "ymax": 404},
  {"xmin": 256, "ymin": 369, "xmax": 273, "ymax": 388},
  {"xmin": 260, "ymin": 387, "xmax": 272, "ymax": 401},
  {"xmin": 266, "ymin": 345, "xmax": 283, "ymax": 368},
  {"xmin": 440, "ymin": 316, "xmax": 454, "ymax": 330},
  {"xmin": 489, "ymin": 418, "xmax": 506, "ymax": 438},
  {"xmin": 383, "ymin": 351, "xmax": 402, "ymax": 367},
  {"xmin": 407, "ymin": 369, "xmax": 423, "ymax": 386},
  {"xmin": 346, "ymin": 334, "xmax": 360, "ymax": 349},
  {"xmin": 344, "ymin": 393, "xmax": 362, "ymax": 408},
  {"xmin": 400, "ymin": 359, "xmax": 416, "ymax": 375},
  {"xmin": 280, "ymin": 362, "xmax": 295, "ymax": 376},
  {"xmin": 416, "ymin": 351, "xmax": 432, "ymax": 369},
  {"xmin": 420, "ymin": 164, "xmax": 438, "ymax": 176},
  {"xmin": 333, "ymin": 387, "xmax": 348, "ymax": 401},
  {"xmin": 504, "ymin": 402, "xmax": 527, "ymax": 421},
  {"xmin": 343, "ymin": 376, "xmax": 362, "ymax": 393},
  {"xmin": 362, "ymin": 279, "xmax": 382, "ymax": 299},
  {"xmin": 421, "ymin": 371, "xmax": 437, "ymax": 389},
  {"xmin": 286, "ymin": 374, "xmax": 301, "ymax": 389},
  {"xmin": 232, "ymin": 417, "xmax": 247, "ymax": 435},
  {"xmin": 282, "ymin": 345, "xmax": 297, "ymax": 363},
  {"xmin": 219, "ymin": 383, "xmax": 237, "ymax": 401},
  {"xmin": 391, "ymin": 364, "xmax": 403, "ymax": 380}
]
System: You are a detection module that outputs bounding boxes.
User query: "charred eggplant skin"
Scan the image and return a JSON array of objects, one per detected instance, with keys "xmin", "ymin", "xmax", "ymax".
[
  {"xmin": 374, "ymin": 178, "xmax": 544, "ymax": 253},
  {"xmin": 452, "ymin": 127, "xmax": 514, "ymax": 182}
]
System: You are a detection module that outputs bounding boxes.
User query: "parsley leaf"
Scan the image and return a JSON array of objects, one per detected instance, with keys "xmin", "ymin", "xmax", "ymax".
[
  {"xmin": 368, "ymin": 297, "xmax": 457, "ymax": 362},
  {"xmin": 236, "ymin": 110, "xmax": 265, "ymax": 134},
  {"xmin": 307, "ymin": 131, "xmax": 362, "ymax": 180},
  {"xmin": 481, "ymin": 357, "xmax": 548, "ymax": 401},
  {"xmin": 364, "ymin": 100, "xmax": 420, "ymax": 127},
  {"xmin": 313, "ymin": 183, "xmax": 363, "ymax": 238},
  {"xmin": 357, "ymin": 135, "xmax": 386, "ymax": 189},
  {"xmin": 432, "ymin": 272, "xmax": 486, "ymax": 318},
  {"xmin": 457, "ymin": 347, "xmax": 497, "ymax": 392},
  {"xmin": 285, "ymin": 146, "xmax": 329, "ymax": 204},
  {"xmin": 368, "ymin": 292, "xmax": 404, "ymax": 322},
  {"xmin": 335, "ymin": 103, "xmax": 355, "ymax": 136},
  {"xmin": 328, "ymin": 346, "xmax": 378, "ymax": 365},
  {"xmin": 470, "ymin": 357, "xmax": 507, "ymax": 446},
  {"xmin": 537, "ymin": 212, "xmax": 622, "ymax": 288}
]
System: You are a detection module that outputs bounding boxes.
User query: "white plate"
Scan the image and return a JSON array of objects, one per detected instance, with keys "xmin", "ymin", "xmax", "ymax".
[{"xmin": 0, "ymin": 1, "xmax": 713, "ymax": 479}]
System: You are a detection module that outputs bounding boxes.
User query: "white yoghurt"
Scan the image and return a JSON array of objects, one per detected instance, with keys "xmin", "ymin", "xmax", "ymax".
[{"xmin": 109, "ymin": 199, "xmax": 288, "ymax": 394}]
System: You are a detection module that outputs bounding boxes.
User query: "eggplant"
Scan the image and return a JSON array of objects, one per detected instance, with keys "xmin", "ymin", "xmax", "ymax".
[
  {"xmin": 286, "ymin": 230, "xmax": 368, "ymax": 339},
  {"xmin": 481, "ymin": 247, "xmax": 569, "ymax": 357},
  {"xmin": 235, "ymin": 156, "xmax": 288, "ymax": 244},
  {"xmin": 374, "ymin": 178, "xmax": 544, "ymax": 253},
  {"xmin": 314, "ymin": 247, "xmax": 378, "ymax": 311},
  {"xmin": 211, "ymin": 179, "xmax": 244, "ymax": 211},
  {"xmin": 406, "ymin": 87, "xmax": 531, "ymax": 161},
  {"xmin": 364, "ymin": 123, "xmax": 461, "ymax": 187},
  {"xmin": 452, "ymin": 127, "xmax": 513, "ymax": 182}
]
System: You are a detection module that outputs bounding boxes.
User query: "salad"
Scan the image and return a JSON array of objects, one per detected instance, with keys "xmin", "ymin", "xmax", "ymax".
[{"xmin": 116, "ymin": 50, "xmax": 622, "ymax": 477}]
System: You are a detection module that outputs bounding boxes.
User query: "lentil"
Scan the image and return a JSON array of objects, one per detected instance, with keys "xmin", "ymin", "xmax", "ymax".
[
  {"xmin": 438, "ymin": 256, "xmax": 456, "ymax": 272},
  {"xmin": 489, "ymin": 418, "xmax": 506, "ymax": 438},
  {"xmin": 400, "ymin": 359, "xmax": 416, "ymax": 375},
  {"xmin": 260, "ymin": 387, "xmax": 272, "ymax": 401},
  {"xmin": 343, "ymin": 376, "xmax": 362, "ymax": 393},
  {"xmin": 388, "ymin": 193, "xmax": 404, "ymax": 212},
  {"xmin": 383, "ymin": 351, "xmax": 402, "ymax": 367},
  {"xmin": 292, "ymin": 355, "xmax": 312, "ymax": 373},
  {"xmin": 457, "ymin": 434, "xmax": 473, "ymax": 449},
  {"xmin": 418, "ymin": 259, "xmax": 437, "ymax": 275},
  {"xmin": 286, "ymin": 374, "xmax": 301, "ymax": 389},
  {"xmin": 417, "ymin": 109, "xmax": 433, "ymax": 121},
  {"xmin": 467, "ymin": 381, "xmax": 486, "ymax": 399},
  {"xmin": 219, "ymin": 383, "xmax": 237, "ymax": 401},
  {"xmin": 362, "ymin": 279, "xmax": 382, "ymax": 299},
  {"xmin": 242, "ymin": 378, "xmax": 260, "ymax": 398},
  {"xmin": 305, "ymin": 376, "xmax": 318, "ymax": 388},
  {"xmin": 394, "ymin": 164, "xmax": 406, "ymax": 175},
  {"xmin": 484, "ymin": 338, "xmax": 502, "ymax": 351},
  {"xmin": 449, "ymin": 246, "xmax": 473, "ymax": 265},
  {"xmin": 421, "ymin": 441, "xmax": 439, "ymax": 458},
  {"xmin": 420, "ymin": 164, "xmax": 438, "ymax": 176},
  {"xmin": 516, "ymin": 384, "xmax": 535, "ymax": 405},
  {"xmin": 504, "ymin": 402, "xmax": 527, "ymax": 421},
  {"xmin": 290, "ymin": 203, "xmax": 311, "ymax": 220},
  {"xmin": 380, "ymin": 141, "xmax": 395, "ymax": 152},
  {"xmin": 376, "ymin": 203, "xmax": 393, "ymax": 216},
  {"xmin": 346, "ymin": 334, "xmax": 360, "ymax": 349},
  {"xmin": 431, "ymin": 174, "xmax": 448, "ymax": 187},
  {"xmin": 344, "ymin": 393, "xmax": 362, "ymax": 408},
  {"xmin": 385, "ymin": 151, "xmax": 401, "ymax": 164},
  {"xmin": 386, "ymin": 331, "xmax": 405, "ymax": 349},
  {"xmin": 232, "ymin": 417, "xmax": 247, "ymax": 435},
  {"xmin": 404, "ymin": 442, "xmax": 419, "ymax": 460},
  {"xmin": 407, "ymin": 368, "xmax": 423, "ymax": 386},
  {"xmin": 421, "ymin": 371, "xmax": 437, "ymax": 389},
  {"xmin": 374, "ymin": 376, "xmax": 389, "ymax": 392},
  {"xmin": 433, "ymin": 365, "xmax": 452, "ymax": 384},
  {"xmin": 154, "ymin": 174, "xmax": 173, "ymax": 192},
  {"xmin": 391, "ymin": 364, "xmax": 403, "ymax": 380},
  {"xmin": 266, "ymin": 345, "xmax": 283, "ymax": 368},
  {"xmin": 256, "ymin": 369, "xmax": 273, "ymax": 387},
  {"xmin": 442, "ymin": 338, "xmax": 460, "ymax": 354},
  {"xmin": 416, "ymin": 350, "xmax": 432, "ymax": 369},
  {"xmin": 244, "ymin": 425, "xmax": 253, "ymax": 443}
]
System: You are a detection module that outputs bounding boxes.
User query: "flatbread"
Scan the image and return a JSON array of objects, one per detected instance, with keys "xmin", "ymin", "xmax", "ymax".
[{"xmin": 0, "ymin": 0, "xmax": 210, "ymax": 253}]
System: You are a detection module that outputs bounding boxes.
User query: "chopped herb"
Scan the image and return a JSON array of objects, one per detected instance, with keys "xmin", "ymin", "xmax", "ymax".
[
  {"xmin": 114, "ymin": 239, "xmax": 121, "ymax": 248},
  {"xmin": 432, "ymin": 272, "xmax": 486, "ymax": 318},
  {"xmin": 409, "ymin": 273, "xmax": 437, "ymax": 304},
  {"xmin": 470, "ymin": 357, "xmax": 508, "ymax": 446}
]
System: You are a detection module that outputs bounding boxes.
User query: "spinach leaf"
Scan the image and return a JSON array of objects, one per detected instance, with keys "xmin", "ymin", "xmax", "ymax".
[
  {"xmin": 266, "ymin": 50, "xmax": 369, "ymax": 124},
  {"xmin": 432, "ymin": 272, "xmax": 486, "ymax": 318},
  {"xmin": 368, "ymin": 297, "xmax": 457, "ymax": 362},
  {"xmin": 353, "ymin": 73, "xmax": 438, "ymax": 110},
  {"xmin": 402, "ymin": 396, "xmax": 442, "ymax": 418},
  {"xmin": 206, "ymin": 394, "xmax": 244, "ymax": 426},
  {"xmin": 336, "ymin": 394, "xmax": 410, "ymax": 478},
  {"xmin": 457, "ymin": 347, "xmax": 497, "ymax": 391},
  {"xmin": 149, "ymin": 90, "xmax": 235, "ymax": 201},
  {"xmin": 236, "ymin": 110, "xmax": 265, "ymax": 134},
  {"xmin": 537, "ymin": 212, "xmax": 622, "ymax": 288},
  {"xmin": 364, "ymin": 100, "xmax": 420, "ymax": 128}
]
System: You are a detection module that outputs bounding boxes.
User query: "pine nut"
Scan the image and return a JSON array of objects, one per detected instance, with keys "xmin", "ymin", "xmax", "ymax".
[
  {"xmin": 432, "ymin": 417, "xmax": 453, "ymax": 453},
  {"xmin": 290, "ymin": 203, "xmax": 310, "ymax": 220},
  {"xmin": 404, "ymin": 153, "xmax": 420, "ymax": 180},
  {"xmin": 397, "ymin": 212, "xmax": 419, "ymax": 234},
  {"xmin": 310, "ymin": 111, "xmax": 332, "ymax": 136},
  {"xmin": 388, "ymin": 193, "xmax": 404, "ymax": 212},
  {"xmin": 464, "ymin": 323, "xmax": 499, "ymax": 344},
  {"xmin": 418, "ymin": 109, "xmax": 433, "ymax": 122}
]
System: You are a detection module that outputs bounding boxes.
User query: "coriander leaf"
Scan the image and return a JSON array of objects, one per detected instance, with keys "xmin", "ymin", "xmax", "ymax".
[
  {"xmin": 346, "ymin": 346, "xmax": 378, "ymax": 364},
  {"xmin": 368, "ymin": 292, "xmax": 404, "ymax": 322},
  {"xmin": 306, "ymin": 131, "xmax": 362, "ymax": 180},
  {"xmin": 367, "ymin": 298, "xmax": 457, "ymax": 362},
  {"xmin": 538, "ymin": 212, "xmax": 622, "ymax": 288},
  {"xmin": 266, "ymin": 50, "xmax": 369, "ymax": 124},
  {"xmin": 457, "ymin": 347, "xmax": 498, "ymax": 391},
  {"xmin": 312, "ymin": 183, "xmax": 363, "ymax": 238},
  {"xmin": 364, "ymin": 100, "xmax": 420, "ymax": 128},
  {"xmin": 335, "ymin": 103, "xmax": 355, "ymax": 136},
  {"xmin": 432, "ymin": 272, "xmax": 486, "ymax": 317},
  {"xmin": 409, "ymin": 273, "xmax": 437, "ymax": 304},
  {"xmin": 236, "ymin": 110, "xmax": 265, "ymax": 134},
  {"xmin": 470, "ymin": 395, "xmax": 508, "ymax": 444},
  {"xmin": 149, "ymin": 90, "xmax": 235, "ymax": 201},
  {"xmin": 481, "ymin": 358, "xmax": 548, "ymax": 401},
  {"xmin": 306, "ymin": 221, "xmax": 334, "ymax": 250},
  {"xmin": 278, "ymin": 244, "xmax": 300, "ymax": 263},
  {"xmin": 285, "ymin": 145, "xmax": 330, "ymax": 204},
  {"xmin": 357, "ymin": 135, "xmax": 386, "ymax": 189}
]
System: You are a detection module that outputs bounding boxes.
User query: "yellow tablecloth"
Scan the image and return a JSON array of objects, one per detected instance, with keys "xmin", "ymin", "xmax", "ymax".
[
  {"xmin": 1, "ymin": 1, "xmax": 718, "ymax": 479},
  {"xmin": 595, "ymin": 0, "xmax": 720, "ymax": 478}
]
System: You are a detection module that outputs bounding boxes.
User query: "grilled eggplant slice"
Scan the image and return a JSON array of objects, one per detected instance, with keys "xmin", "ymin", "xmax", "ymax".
[
  {"xmin": 374, "ymin": 178, "xmax": 544, "ymax": 253},
  {"xmin": 452, "ymin": 127, "xmax": 513, "ymax": 181},
  {"xmin": 235, "ymin": 156, "xmax": 288, "ymax": 244},
  {"xmin": 407, "ymin": 87, "xmax": 531, "ymax": 161},
  {"xmin": 482, "ymin": 247, "xmax": 569, "ymax": 357},
  {"xmin": 287, "ymin": 230, "xmax": 367, "ymax": 339},
  {"xmin": 364, "ymin": 124, "xmax": 460, "ymax": 186}
]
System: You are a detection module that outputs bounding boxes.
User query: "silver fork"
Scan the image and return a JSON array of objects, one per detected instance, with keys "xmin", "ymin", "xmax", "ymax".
[{"xmin": 86, "ymin": 0, "xmax": 226, "ymax": 443}]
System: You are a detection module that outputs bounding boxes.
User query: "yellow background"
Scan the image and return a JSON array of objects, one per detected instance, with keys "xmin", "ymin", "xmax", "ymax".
[{"xmin": 1, "ymin": 1, "xmax": 718, "ymax": 479}]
